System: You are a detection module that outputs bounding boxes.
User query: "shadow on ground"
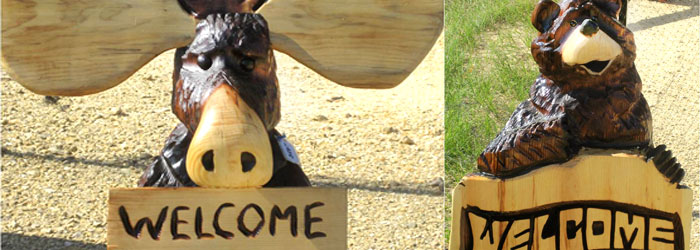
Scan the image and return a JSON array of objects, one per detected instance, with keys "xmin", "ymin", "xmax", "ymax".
[
  {"xmin": 628, "ymin": 4, "xmax": 699, "ymax": 31},
  {"xmin": 1, "ymin": 147, "xmax": 443, "ymax": 197},
  {"xmin": 1, "ymin": 233, "xmax": 105, "ymax": 250},
  {"xmin": 1, "ymin": 147, "xmax": 147, "ymax": 170},
  {"xmin": 311, "ymin": 175, "xmax": 443, "ymax": 197}
]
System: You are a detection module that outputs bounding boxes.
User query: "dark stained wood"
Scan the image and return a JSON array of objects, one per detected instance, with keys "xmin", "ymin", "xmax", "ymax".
[
  {"xmin": 177, "ymin": 0, "xmax": 265, "ymax": 17},
  {"xmin": 140, "ymin": 12, "xmax": 308, "ymax": 188},
  {"xmin": 477, "ymin": 0, "xmax": 652, "ymax": 177}
]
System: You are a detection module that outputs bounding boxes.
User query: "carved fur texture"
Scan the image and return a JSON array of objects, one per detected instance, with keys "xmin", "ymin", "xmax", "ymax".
[
  {"xmin": 478, "ymin": 0, "xmax": 652, "ymax": 177},
  {"xmin": 140, "ymin": 12, "xmax": 309, "ymax": 187}
]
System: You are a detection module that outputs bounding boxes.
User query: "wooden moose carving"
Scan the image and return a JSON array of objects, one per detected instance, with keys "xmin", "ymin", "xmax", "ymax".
[{"xmin": 1, "ymin": 0, "xmax": 443, "ymax": 188}]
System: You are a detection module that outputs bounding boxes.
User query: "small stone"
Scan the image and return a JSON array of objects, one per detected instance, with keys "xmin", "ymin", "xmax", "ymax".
[
  {"xmin": 383, "ymin": 127, "xmax": 399, "ymax": 134},
  {"xmin": 111, "ymin": 107, "xmax": 127, "ymax": 116},
  {"xmin": 312, "ymin": 115, "xmax": 328, "ymax": 121},
  {"xmin": 327, "ymin": 96, "xmax": 345, "ymax": 102},
  {"xmin": 428, "ymin": 177, "xmax": 444, "ymax": 187},
  {"xmin": 400, "ymin": 136, "xmax": 415, "ymax": 145},
  {"xmin": 139, "ymin": 152, "xmax": 153, "ymax": 160},
  {"xmin": 44, "ymin": 96, "xmax": 60, "ymax": 104}
]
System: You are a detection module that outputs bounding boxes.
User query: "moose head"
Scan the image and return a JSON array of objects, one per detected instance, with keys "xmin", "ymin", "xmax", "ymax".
[
  {"xmin": 171, "ymin": 7, "xmax": 280, "ymax": 187},
  {"xmin": 2, "ymin": 0, "xmax": 443, "ymax": 188}
]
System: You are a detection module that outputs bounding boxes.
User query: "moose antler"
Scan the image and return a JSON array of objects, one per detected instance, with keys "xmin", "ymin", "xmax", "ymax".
[{"xmin": 2, "ymin": 0, "xmax": 443, "ymax": 96}]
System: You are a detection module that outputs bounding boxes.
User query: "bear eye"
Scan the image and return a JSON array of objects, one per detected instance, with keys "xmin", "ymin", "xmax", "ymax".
[
  {"xmin": 240, "ymin": 57, "xmax": 255, "ymax": 72},
  {"xmin": 197, "ymin": 54, "xmax": 212, "ymax": 70},
  {"xmin": 569, "ymin": 20, "xmax": 578, "ymax": 27},
  {"xmin": 591, "ymin": 16, "xmax": 598, "ymax": 21}
]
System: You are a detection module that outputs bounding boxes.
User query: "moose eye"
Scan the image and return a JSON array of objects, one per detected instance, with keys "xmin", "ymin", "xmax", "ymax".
[
  {"xmin": 197, "ymin": 54, "xmax": 212, "ymax": 70},
  {"xmin": 240, "ymin": 57, "xmax": 255, "ymax": 72},
  {"xmin": 569, "ymin": 20, "xmax": 578, "ymax": 27}
]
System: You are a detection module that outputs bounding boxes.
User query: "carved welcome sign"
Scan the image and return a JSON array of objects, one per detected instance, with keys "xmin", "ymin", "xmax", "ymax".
[
  {"xmin": 449, "ymin": 150, "xmax": 692, "ymax": 250},
  {"xmin": 107, "ymin": 188, "xmax": 346, "ymax": 250}
]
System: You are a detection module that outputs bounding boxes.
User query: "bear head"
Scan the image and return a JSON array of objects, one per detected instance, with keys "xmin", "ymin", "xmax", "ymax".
[{"xmin": 530, "ymin": 0, "xmax": 636, "ymax": 91}]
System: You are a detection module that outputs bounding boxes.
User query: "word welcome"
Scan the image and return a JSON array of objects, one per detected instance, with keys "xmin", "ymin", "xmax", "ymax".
[
  {"xmin": 119, "ymin": 202, "xmax": 326, "ymax": 240},
  {"xmin": 463, "ymin": 201, "xmax": 683, "ymax": 250}
]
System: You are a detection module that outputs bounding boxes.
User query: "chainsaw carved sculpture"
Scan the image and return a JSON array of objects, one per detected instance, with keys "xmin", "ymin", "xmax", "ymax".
[
  {"xmin": 449, "ymin": 1, "xmax": 690, "ymax": 249},
  {"xmin": 2, "ymin": 0, "xmax": 443, "ymax": 188},
  {"xmin": 139, "ymin": 6, "xmax": 310, "ymax": 187},
  {"xmin": 477, "ymin": 0, "xmax": 683, "ymax": 183}
]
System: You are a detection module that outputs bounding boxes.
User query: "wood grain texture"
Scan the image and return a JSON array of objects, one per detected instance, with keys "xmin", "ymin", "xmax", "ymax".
[
  {"xmin": 259, "ymin": 0, "xmax": 444, "ymax": 89},
  {"xmin": 2, "ymin": 0, "xmax": 443, "ymax": 95},
  {"xmin": 185, "ymin": 85, "xmax": 274, "ymax": 188},
  {"xmin": 450, "ymin": 150, "xmax": 692, "ymax": 250},
  {"xmin": 108, "ymin": 187, "xmax": 346, "ymax": 250},
  {"xmin": 1, "ymin": 0, "xmax": 196, "ymax": 96}
]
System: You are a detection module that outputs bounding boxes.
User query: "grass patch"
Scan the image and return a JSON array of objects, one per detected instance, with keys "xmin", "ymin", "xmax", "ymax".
[{"xmin": 444, "ymin": 0, "xmax": 540, "ymax": 244}]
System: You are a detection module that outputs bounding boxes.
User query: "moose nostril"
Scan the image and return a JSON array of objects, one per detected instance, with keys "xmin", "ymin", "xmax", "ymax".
[
  {"xmin": 202, "ymin": 150, "xmax": 215, "ymax": 171},
  {"xmin": 241, "ymin": 152, "xmax": 256, "ymax": 172},
  {"xmin": 581, "ymin": 19, "xmax": 599, "ymax": 36}
]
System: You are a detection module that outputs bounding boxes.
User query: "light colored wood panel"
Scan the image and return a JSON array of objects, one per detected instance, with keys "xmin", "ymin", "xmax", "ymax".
[
  {"xmin": 107, "ymin": 187, "xmax": 346, "ymax": 250},
  {"xmin": 449, "ymin": 150, "xmax": 692, "ymax": 250},
  {"xmin": 259, "ymin": 0, "xmax": 444, "ymax": 89},
  {"xmin": 1, "ymin": 0, "xmax": 196, "ymax": 96}
]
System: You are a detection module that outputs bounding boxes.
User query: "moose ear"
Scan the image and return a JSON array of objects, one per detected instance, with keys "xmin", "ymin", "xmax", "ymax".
[{"xmin": 531, "ymin": 0, "xmax": 561, "ymax": 33}]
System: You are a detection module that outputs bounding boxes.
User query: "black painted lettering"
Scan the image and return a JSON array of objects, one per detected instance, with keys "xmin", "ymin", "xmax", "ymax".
[
  {"xmin": 213, "ymin": 203, "xmax": 234, "ymax": 239},
  {"xmin": 479, "ymin": 218, "xmax": 494, "ymax": 244},
  {"xmin": 304, "ymin": 202, "xmax": 327, "ymax": 239},
  {"xmin": 462, "ymin": 201, "xmax": 683, "ymax": 250},
  {"xmin": 619, "ymin": 227, "xmax": 638, "ymax": 249},
  {"xmin": 171, "ymin": 206, "xmax": 190, "ymax": 240},
  {"xmin": 270, "ymin": 205, "xmax": 298, "ymax": 236},
  {"xmin": 592, "ymin": 221, "xmax": 605, "ymax": 235},
  {"xmin": 238, "ymin": 203, "xmax": 265, "ymax": 237},
  {"xmin": 195, "ymin": 207, "xmax": 214, "ymax": 239},
  {"xmin": 566, "ymin": 219, "xmax": 584, "ymax": 239},
  {"xmin": 510, "ymin": 223, "xmax": 531, "ymax": 250},
  {"xmin": 541, "ymin": 211, "xmax": 558, "ymax": 239},
  {"xmin": 119, "ymin": 206, "xmax": 168, "ymax": 240}
]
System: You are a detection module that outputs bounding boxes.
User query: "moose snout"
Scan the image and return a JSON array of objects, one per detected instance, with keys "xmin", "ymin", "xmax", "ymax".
[
  {"xmin": 186, "ymin": 85, "xmax": 273, "ymax": 188},
  {"xmin": 580, "ymin": 19, "xmax": 599, "ymax": 36}
]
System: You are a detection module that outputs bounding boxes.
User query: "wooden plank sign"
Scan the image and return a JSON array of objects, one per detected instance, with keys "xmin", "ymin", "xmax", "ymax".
[
  {"xmin": 108, "ymin": 187, "xmax": 346, "ymax": 250},
  {"xmin": 449, "ymin": 150, "xmax": 692, "ymax": 250}
]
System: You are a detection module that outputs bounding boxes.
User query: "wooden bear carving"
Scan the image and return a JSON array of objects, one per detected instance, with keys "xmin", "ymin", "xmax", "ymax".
[{"xmin": 477, "ymin": 0, "xmax": 653, "ymax": 177}]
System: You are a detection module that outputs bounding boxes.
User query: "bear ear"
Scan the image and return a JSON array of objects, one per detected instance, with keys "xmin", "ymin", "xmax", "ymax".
[
  {"xmin": 594, "ymin": 0, "xmax": 623, "ymax": 19},
  {"xmin": 531, "ymin": 0, "xmax": 561, "ymax": 33}
]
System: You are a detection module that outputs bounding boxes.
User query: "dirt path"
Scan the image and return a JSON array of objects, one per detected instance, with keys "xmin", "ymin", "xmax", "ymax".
[
  {"xmin": 627, "ymin": 0, "xmax": 699, "ymax": 248},
  {"xmin": 1, "ymin": 30, "xmax": 444, "ymax": 249}
]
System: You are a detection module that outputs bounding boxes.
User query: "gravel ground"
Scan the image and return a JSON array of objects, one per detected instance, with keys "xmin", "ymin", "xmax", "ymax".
[
  {"xmin": 1, "ymin": 29, "xmax": 444, "ymax": 250},
  {"xmin": 627, "ymin": 1, "xmax": 699, "ymax": 248}
]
